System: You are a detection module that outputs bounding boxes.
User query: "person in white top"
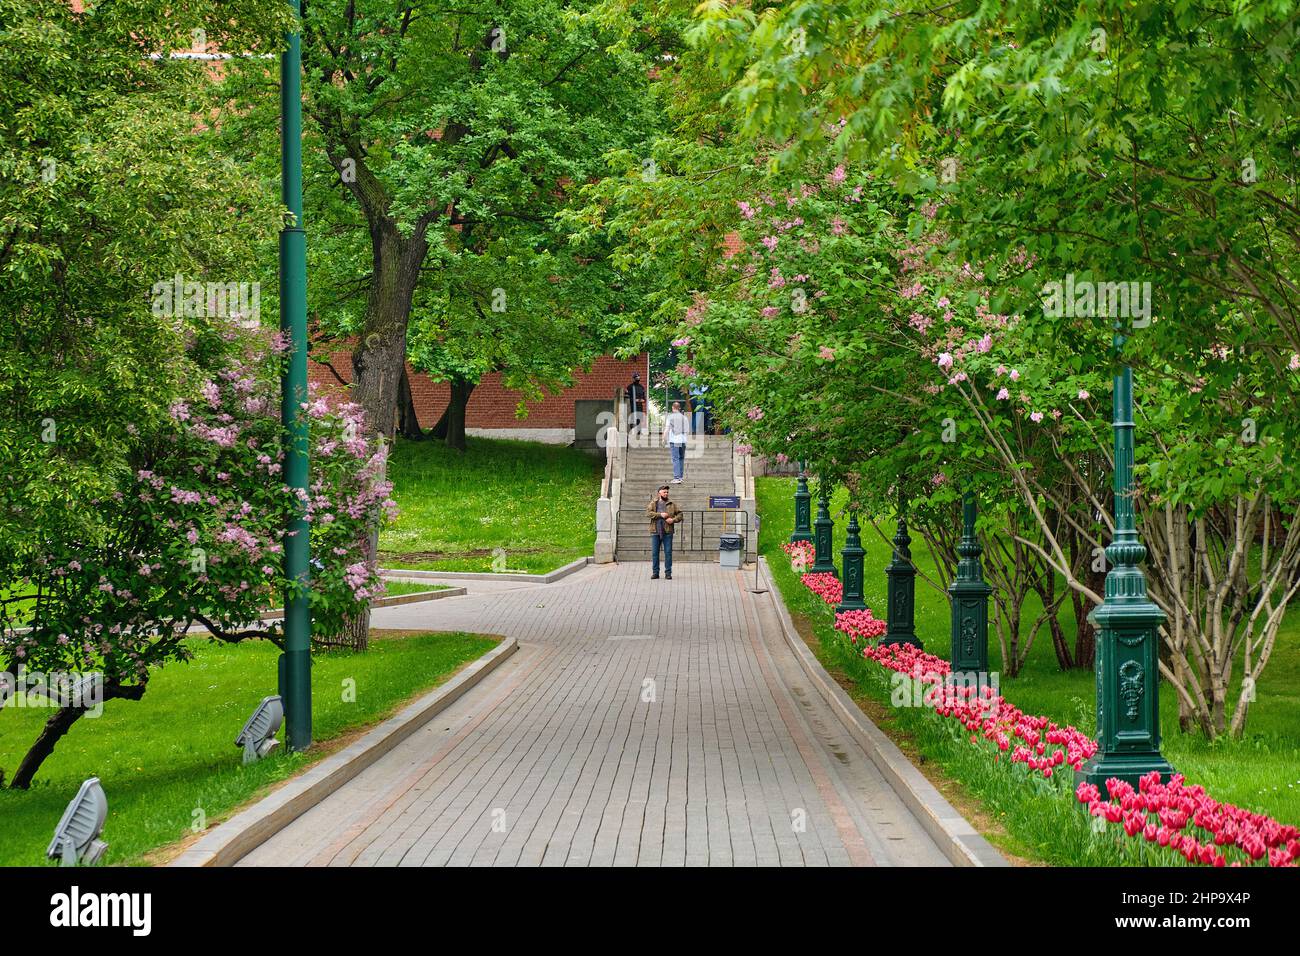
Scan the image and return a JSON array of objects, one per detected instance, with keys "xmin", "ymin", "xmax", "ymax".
[{"xmin": 665, "ymin": 401, "xmax": 691, "ymax": 482}]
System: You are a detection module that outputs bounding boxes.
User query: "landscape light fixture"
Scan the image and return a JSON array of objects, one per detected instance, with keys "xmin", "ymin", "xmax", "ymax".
[
  {"xmin": 236, "ymin": 695, "xmax": 284, "ymax": 765},
  {"xmin": 47, "ymin": 777, "xmax": 109, "ymax": 867}
]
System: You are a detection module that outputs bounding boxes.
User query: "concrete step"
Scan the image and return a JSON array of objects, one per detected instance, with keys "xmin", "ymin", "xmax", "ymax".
[
  {"xmin": 623, "ymin": 461, "xmax": 733, "ymax": 469},
  {"xmin": 622, "ymin": 481, "xmax": 735, "ymax": 490},
  {"xmin": 623, "ymin": 475, "xmax": 735, "ymax": 482}
]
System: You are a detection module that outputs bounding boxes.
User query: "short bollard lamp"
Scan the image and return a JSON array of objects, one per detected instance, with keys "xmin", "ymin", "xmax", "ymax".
[
  {"xmin": 810, "ymin": 483, "xmax": 838, "ymax": 576},
  {"xmin": 949, "ymin": 491, "xmax": 992, "ymax": 675},
  {"xmin": 790, "ymin": 464, "xmax": 813, "ymax": 543},
  {"xmin": 884, "ymin": 496, "xmax": 921, "ymax": 648},
  {"xmin": 835, "ymin": 512, "xmax": 867, "ymax": 613}
]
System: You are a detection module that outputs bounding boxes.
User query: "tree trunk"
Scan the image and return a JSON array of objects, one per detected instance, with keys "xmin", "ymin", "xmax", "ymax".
[
  {"xmin": 1072, "ymin": 567, "xmax": 1103, "ymax": 670},
  {"xmin": 396, "ymin": 366, "xmax": 425, "ymax": 440},
  {"xmin": 443, "ymin": 376, "xmax": 475, "ymax": 452},
  {"xmin": 10, "ymin": 706, "xmax": 85, "ymax": 789},
  {"xmin": 340, "ymin": 222, "xmax": 425, "ymax": 646},
  {"xmin": 334, "ymin": 524, "xmax": 379, "ymax": 652},
  {"xmin": 351, "ymin": 222, "xmax": 424, "ymax": 443}
]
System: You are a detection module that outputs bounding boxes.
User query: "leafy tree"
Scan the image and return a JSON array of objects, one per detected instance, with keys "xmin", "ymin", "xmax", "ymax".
[
  {"xmin": 0, "ymin": 1, "xmax": 390, "ymax": 786},
  {"xmin": 220, "ymin": 0, "xmax": 666, "ymax": 449}
]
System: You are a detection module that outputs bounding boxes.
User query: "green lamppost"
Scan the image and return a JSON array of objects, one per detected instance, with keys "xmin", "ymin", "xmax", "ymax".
[
  {"xmin": 278, "ymin": 0, "xmax": 312, "ymax": 751},
  {"xmin": 949, "ymin": 490, "xmax": 991, "ymax": 675},
  {"xmin": 835, "ymin": 513, "xmax": 867, "ymax": 613},
  {"xmin": 1075, "ymin": 328, "xmax": 1174, "ymax": 790},
  {"xmin": 884, "ymin": 492, "xmax": 920, "ymax": 648},
  {"xmin": 789, "ymin": 463, "xmax": 813, "ymax": 543},
  {"xmin": 810, "ymin": 482, "xmax": 838, "ymax": 575}
]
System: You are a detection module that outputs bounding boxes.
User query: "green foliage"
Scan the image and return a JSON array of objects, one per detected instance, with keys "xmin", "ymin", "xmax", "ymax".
[
  {"xmin": 220, "ymin": 0, "xmax": 667, "ymax": 412},
  {"xmin": 0, "ymin": 0, "xmax": 288, "ymax": 554}
]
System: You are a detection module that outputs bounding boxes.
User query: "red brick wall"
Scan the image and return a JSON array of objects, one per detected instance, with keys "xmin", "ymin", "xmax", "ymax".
[{"xmin": 309, "ymin": 350, "xmax": 649, "ymax": 430}]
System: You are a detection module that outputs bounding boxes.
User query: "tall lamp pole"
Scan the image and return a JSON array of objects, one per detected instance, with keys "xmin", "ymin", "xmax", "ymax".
[
  {"xmin": 1075, "ymin": 327, "xmax": 1173, "ymax": 789},
  {"xmin": 279, "ymin": 0, "xmax": 312, "ymax": 751}
]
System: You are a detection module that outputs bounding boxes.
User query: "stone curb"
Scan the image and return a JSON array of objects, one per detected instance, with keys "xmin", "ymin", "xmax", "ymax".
[
  {"xmin": 370, "ymin": 586, "xmax": 466, "ymax": 607},
  {"xmin": 378, "ymin": 555, "xmax": 592, "ymax": 584},
  {"xmin": 758, "ymin": 557, "xmax": 1007, "ymax": 868},
  {"xmin": 249, "ymin": 586, "xmax": 467, "ymax": 625},
  {"xmin": 169, "ymin": 636, "xmax": 520, "ymax": 867}
]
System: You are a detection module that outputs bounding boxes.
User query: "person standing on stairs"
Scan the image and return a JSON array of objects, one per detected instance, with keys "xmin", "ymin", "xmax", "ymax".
[
  {"xmin": 626, "ymin": 372, "xmax": 647, "ymax": 438},
  {"xmin": 646, "ymin": 484, "xmax": 682, "ymax": 579},
  {"xmin": 665, "ymin": 400, "xmax": 691, "ymax": 483}
]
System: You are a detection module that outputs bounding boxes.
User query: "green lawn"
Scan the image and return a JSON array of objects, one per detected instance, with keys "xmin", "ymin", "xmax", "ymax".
[
  {"xmin": 380, "ymin": 580, "xmax": 451, "ymax": 596},
  {"xmin": 0, "ymin": 630, "xmax": 497, "ymax": 866},
  {"xmin": 756, "ymin": 478, "xmax": 1300, "ymax": 834},
  {"xmin": 381, "ymin": 436, "xmax": 603, "ymax": 574}
]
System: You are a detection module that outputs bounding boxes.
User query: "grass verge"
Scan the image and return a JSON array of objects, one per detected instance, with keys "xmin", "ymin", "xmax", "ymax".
[
  {"xmin": 380, "ymin": 436, "xmax": 602, "ymax": 574},
  {"xmin": 0, "ymin": 629, "xmax": 496, "ymax": 866}
]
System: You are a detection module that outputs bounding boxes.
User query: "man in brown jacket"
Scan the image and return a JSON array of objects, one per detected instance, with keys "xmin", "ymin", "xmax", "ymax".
[{"xmin": 646, "ymin": 484, "xmax": 682, "ymax": 580}]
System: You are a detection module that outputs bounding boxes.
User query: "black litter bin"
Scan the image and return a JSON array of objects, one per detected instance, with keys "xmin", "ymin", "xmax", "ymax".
[{"xmin": 719, "ymin": 533, "xmax": 743, "ymax": 569}]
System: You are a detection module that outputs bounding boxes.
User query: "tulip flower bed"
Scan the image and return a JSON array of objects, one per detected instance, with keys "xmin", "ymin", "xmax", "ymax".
[
  {"xmin": 789, "ymin": 566, "xmax": 1299, "ymax": 867},
  {"xmin": 1077, "ymin": 775, "xmax": 1299, "ymax": 867},
  {"xmin": 800, "ymin": 571, "xmax": 843, "ymax": 606},
  {"xmin": 861, "ymin": 641, "xmax": 1097, "ymax": 781},
  {"xmin": 781, "ymin": 540, "xmax": 815, "ymax": 573}
]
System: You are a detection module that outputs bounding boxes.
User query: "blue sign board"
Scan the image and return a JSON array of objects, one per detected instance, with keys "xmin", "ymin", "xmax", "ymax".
[{"xmin": 709, "ymin": 495, "xmax": 741, "ymax": 509}]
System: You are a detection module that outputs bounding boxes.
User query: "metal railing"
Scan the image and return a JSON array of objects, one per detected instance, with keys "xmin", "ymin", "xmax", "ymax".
[{"xmin": 618, "ymin": 509, "xmax": 750, "ymax": 554}]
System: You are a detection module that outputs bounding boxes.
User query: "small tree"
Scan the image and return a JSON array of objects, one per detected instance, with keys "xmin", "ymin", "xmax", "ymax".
[{"xmin": 1, "ymin": 331, "xmax": 394, "ymax": 788}]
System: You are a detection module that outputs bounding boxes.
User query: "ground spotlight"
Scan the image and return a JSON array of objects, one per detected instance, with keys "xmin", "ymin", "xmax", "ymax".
[
  {"xmin": 236, "ymin": 695, "xmax": 284, "ymax": 764},
  {"xmin": 48, "ymin": 777, "xmax": 109, "ymax": 866}
]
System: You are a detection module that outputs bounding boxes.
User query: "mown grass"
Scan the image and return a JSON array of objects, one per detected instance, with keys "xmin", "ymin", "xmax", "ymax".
[
  {"xmin": 380, "ymin": 580, "xmax": 450, "ymax": 597},
  {"xmin": 380, "ymin": 437, "xmax": 603, "ymax": 574},
  {"xmin": 756, "ymin": 478, "xmax": 1300, "ymax": 855},
  {"xmin": 0, "ymin": 630, "xmax": 496, "ymax": 866}
]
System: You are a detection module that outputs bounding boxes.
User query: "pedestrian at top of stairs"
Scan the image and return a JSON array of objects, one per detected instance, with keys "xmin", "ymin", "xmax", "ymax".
[{"xmin": 665, "ymin": 401, "xmax": 690, "ymax": 483}]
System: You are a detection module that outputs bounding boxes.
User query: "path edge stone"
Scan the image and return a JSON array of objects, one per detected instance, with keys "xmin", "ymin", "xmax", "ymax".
[
  {"xmin": 378, "ymin": 555, "xmax": 592, "ymax": 584},
  {"xmin": 169, "ymin": 636, "xmax": 519, "ymax": 867},
  {"xmin": 759, "ymin": 558, "xmax": 1008, "ymax": 868}
]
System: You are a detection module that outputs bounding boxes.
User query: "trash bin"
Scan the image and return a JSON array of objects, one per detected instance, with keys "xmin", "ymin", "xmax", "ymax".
[{"xmin": 719, "ymin": 533, "xmax": 743, "ymax": 570}]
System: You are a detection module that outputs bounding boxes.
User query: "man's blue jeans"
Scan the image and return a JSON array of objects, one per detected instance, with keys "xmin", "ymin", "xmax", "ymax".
[
  {"xmin": 669, "ymin": 442, "xmax": 686, "ymax": 480},
  {"xmin": 651, "ymin": 532, "xmax": 673, "ymax": 576}
]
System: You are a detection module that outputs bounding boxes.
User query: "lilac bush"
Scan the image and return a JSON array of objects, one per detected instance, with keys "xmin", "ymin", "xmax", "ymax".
[{"xmin": 2, "ymin": 329, "xmax": 394, "ymax": 788}]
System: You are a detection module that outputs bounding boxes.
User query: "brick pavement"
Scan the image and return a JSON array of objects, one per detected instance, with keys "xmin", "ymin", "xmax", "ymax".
[{"xmin": 235, "ymin": 562, "xmax": 951, "ymax": 867}]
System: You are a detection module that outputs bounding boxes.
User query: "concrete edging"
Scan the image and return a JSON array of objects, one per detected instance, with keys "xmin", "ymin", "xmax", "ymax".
[
  {"xmin": 758, "ymin": 557, "xmax": 1007, "ymax": 868},
  {"xmin": 250, "ymin": 586, "xmax": 467, "ymax": 625},
  {"xmin": 169, "ymin": 636, "xmax": 520, "ymax": 867},
  {"xmin": 378, "ymin": 555, "xmax": 592, "ymax": 584},
  {"xmin": 371, "ymin": 585, "xmax": 467, "ymax": 607}
]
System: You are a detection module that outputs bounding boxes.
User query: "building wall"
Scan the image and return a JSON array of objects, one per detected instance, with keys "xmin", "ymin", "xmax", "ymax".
[{"xmin": 308, "ymin": 349, "xmax": 649, "ymax": 435}]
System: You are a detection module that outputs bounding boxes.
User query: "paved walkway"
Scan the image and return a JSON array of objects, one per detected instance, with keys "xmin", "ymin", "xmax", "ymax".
[{"xmin": 237, "ymin": 562, "xmax": 950, "ymax": 867}]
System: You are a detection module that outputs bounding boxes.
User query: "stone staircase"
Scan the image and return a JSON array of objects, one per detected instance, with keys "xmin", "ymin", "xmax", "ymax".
[{"xmin": 614, "ymin": 437, "xmax": 746, "ymax": 563}]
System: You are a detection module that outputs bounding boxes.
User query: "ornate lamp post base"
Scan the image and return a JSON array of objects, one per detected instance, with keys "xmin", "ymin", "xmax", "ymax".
[
  {"xmin": 835, "ymin": 513, "xmax": 867, "ymax": 613},
  {"xmin": 1074, "ymin": 596, "xmax": 1174, "ymax": 790},
  {"xmin": 883, "ymin": 500, "xmax": 921, "ymax": 648},
  {"xmin": 810, "ymin": 483, "xmax": 838, "ymax": 576},
  {"xmin": 949, "ymin": 491, "xmax": 991, "ymax": 675},
  {"xmin": 789, "ymin": 466, "xmax": 813, "ymax": 544},
  {"xmin": 1076, "ymin": 752, "xmax": 1177, "ymax": 790}
]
